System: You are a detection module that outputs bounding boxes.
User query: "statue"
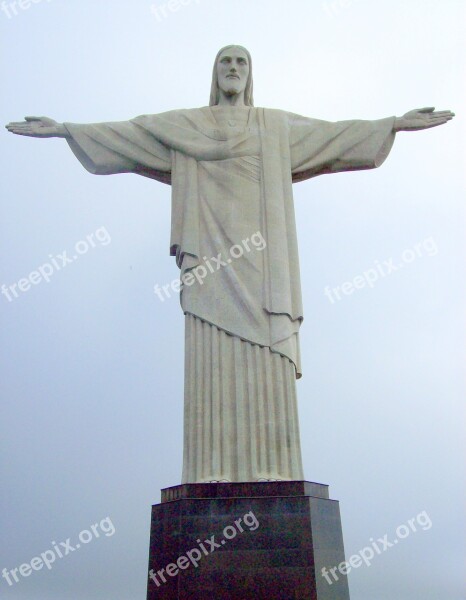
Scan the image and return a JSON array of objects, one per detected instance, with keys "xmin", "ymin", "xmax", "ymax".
[{"xmin": 6, "ymin": 45, "xmax": 454, "ymax": 485}]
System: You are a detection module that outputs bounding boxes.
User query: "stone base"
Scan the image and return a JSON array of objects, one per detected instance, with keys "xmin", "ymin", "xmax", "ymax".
[{"xmin": 146, "ymin": 481, "xmax": 350, "ymax": 599}]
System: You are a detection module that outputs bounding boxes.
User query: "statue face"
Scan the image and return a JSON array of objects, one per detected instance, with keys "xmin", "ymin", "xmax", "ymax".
[{"xmin": 216, "ymin": 47, "xmax": 249, "ymax": 99}]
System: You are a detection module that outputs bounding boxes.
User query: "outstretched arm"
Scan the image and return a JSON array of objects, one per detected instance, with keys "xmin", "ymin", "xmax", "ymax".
[
  {"xmin": 6, "ymin": 115, "xmax": 172, "ymax": 183},
  {"xmin": 5, "ymin": 116, "xmax": 69, "ymax": 138},
  {"xmin": 290, "ymin": 105, "xmax": 455, "ymax": 182},
  {"xmin": 394, "ymin": 107, "xmax": 455, "ymax": 132}
]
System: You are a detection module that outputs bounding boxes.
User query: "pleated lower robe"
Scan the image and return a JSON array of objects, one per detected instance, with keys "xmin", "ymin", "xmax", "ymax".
[{"xmin": 182, "ymin": 313, "xmax": 304, "ymax": 483}]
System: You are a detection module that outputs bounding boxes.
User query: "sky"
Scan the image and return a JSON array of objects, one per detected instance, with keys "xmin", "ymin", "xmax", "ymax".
[{"xmin": 0, "ymin": 1, "xmax": 464, "ymax": 598}]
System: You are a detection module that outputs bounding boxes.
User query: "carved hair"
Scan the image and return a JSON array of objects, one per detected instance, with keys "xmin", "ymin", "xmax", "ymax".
[{"xmin": 209, "ymin": 45, "xmax": 254, "ymax": 107}]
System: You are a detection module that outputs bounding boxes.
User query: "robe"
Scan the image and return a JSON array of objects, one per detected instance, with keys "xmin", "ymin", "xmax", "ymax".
[{"xmin": 64, "ymin": 107, "xmax": 396, "ymax": 482}]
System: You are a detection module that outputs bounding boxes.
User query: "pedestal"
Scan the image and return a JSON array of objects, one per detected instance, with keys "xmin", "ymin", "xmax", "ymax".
[{"xmin": 146, "ymin": 481, "xmax": 350, "ymax": 599}]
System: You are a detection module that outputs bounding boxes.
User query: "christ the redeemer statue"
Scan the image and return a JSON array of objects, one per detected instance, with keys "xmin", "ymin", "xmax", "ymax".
[{"xmin": 6, "ymin": 45, "xmax": 454, "ymax": 485}]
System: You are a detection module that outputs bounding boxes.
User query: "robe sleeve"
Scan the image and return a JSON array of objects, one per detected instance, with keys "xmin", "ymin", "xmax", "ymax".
[
  {"xmin": 63, "ymin": 118, "xmax": 172, "ymax": 184},
  {"xmin": 289, "ymin": 113, "xmax": 396, "ymax": 182}
]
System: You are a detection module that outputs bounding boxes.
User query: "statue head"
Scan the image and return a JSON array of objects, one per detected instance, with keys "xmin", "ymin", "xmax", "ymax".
[{"xmin": 209, "ymin": 45, "xmax": 254, "ymax": 107}]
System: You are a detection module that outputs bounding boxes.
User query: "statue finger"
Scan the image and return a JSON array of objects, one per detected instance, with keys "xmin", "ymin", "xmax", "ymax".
[
  {"xmin": 426, "ymin": 119, "xmax": 448, "ymax": 128},
  {"xmin": 7, "ymin": 125, "xmax": 30, "ymax": 132},
  {"xmin": 432, "ymin": 115, "xmax": 453, "ymax": 122},
  {"xmin": 430, "ymin": 111, "xmax": 453, "ymax": 117},
  {"xmin": 8, "ymin": 126, "xmax": 33, "ymax": 132},
  {"xmin": 434, "ymin": 111, "xmax": 455, "ymax": 119},
  {"xmin": 426, "ymin": 117, "xmax": 448, "ymax": 124}
]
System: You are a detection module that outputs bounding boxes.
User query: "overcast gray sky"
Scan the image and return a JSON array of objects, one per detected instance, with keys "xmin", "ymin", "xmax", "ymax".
[{"xmin": 1, "ymin": 1, "xmax": 465, "ymax": 598}]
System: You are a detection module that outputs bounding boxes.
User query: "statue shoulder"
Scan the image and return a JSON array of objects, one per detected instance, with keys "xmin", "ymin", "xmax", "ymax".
[
  {"xmin": 132, "ymin": 108, "xmax": 199, "ymax": 125},
  {"xmin": 258, "ymin": 107, "xmax": 302, "ymax": 130}
]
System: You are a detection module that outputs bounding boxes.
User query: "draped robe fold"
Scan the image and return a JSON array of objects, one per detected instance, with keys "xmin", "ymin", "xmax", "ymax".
[{"xmin": 64, "ymin": 107, "xmax": 396, "ymax": 482}]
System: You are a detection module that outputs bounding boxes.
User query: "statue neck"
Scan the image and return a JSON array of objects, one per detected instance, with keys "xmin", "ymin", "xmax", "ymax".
[{"xmin": 217, "ymin": 90, "xmax": 247, "ymax": 106}]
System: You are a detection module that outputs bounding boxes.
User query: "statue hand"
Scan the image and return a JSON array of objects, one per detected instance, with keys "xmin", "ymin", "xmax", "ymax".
[
  {"xmin": 5, "ymin": 116, "xmax": 68, "ymax": 138},
  {"xmin": 394, "ymin": 107, "xmax": 455, "ymax": 132}
]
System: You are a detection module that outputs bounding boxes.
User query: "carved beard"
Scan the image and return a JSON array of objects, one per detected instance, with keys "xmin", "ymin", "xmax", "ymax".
[
  {"xmin": 225, "ymin": 86, "xmax": 240, "ymax": 96},
  {"xmin": 222, "ymin": 78, "xmax": 242, "ymax": 96}
]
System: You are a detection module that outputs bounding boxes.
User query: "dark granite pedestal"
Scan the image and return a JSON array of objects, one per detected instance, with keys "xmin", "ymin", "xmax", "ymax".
[{"xmin": 146, "ymin": 481, "xmax": 350, "ymax": 599}]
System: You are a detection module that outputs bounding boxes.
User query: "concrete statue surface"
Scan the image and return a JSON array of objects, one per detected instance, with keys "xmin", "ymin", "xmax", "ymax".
[{"xmin": 6, "ymin": 45, "xmax": 455, "ymax": 485}]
